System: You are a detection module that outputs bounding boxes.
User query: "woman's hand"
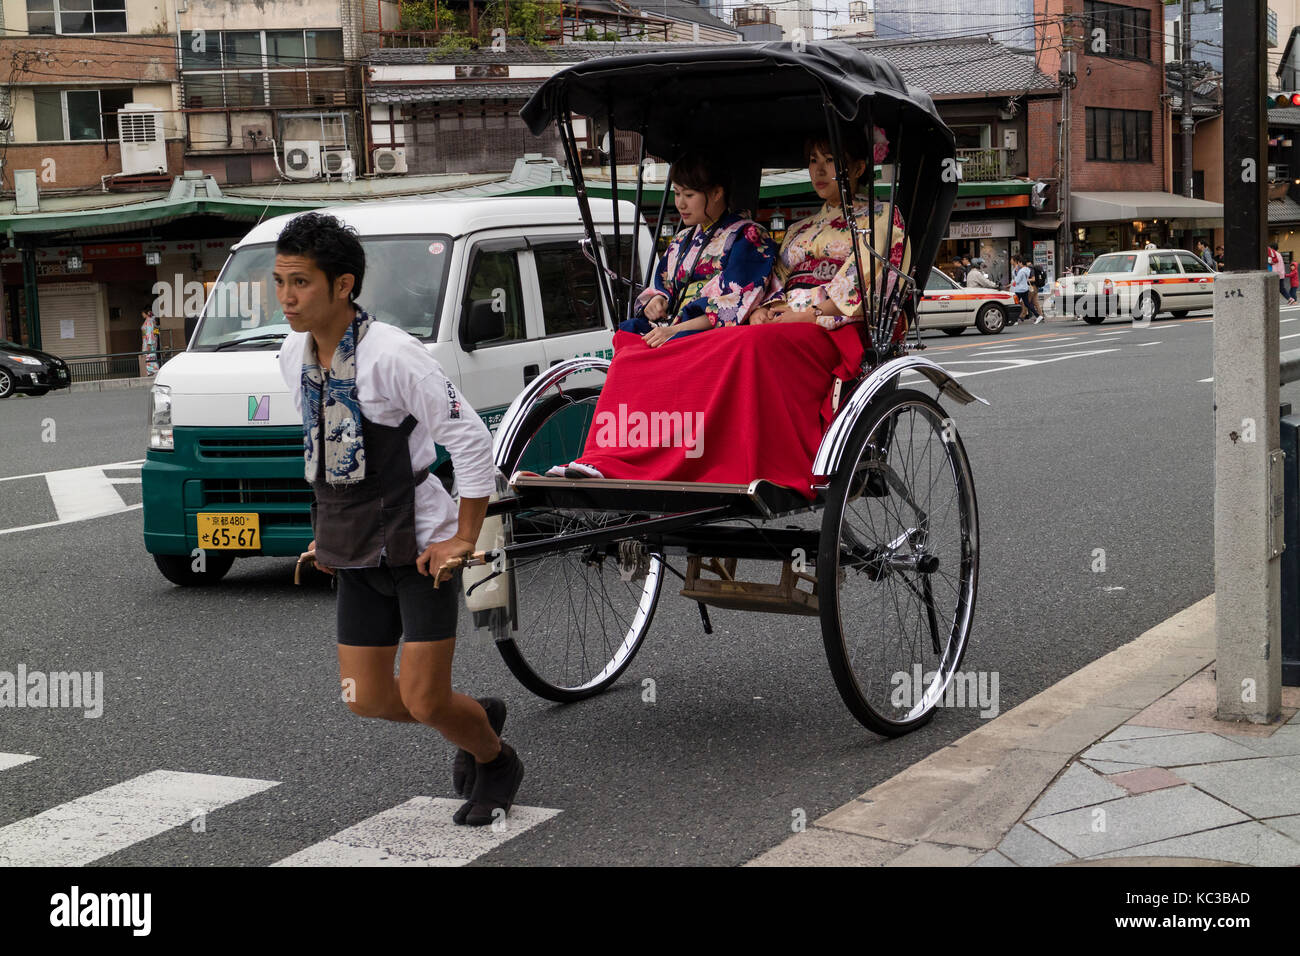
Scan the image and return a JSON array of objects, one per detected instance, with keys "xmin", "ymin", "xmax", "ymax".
[
  {"xmin": 643, "ymin": 323, "xmax": 676, "ymax": 348},
  {"xmin": 769, "ymin": 305, "xmax": 817, "ymax": 324},
  {"xmin": 748, "ymin": 307, "xmax": 771, "ymax": 325},
  {"xmin": 643, "ymin": 295, "xmax": 669, "ymax": 321}
]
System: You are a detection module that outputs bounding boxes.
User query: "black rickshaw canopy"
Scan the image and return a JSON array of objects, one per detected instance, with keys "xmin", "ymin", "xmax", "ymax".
[{"xmin": 520, "ymin": 41, "xmax": 960, "ymax": 352}]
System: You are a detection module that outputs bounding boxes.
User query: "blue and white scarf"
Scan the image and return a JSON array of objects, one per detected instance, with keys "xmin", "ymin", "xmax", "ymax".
[{"xmin": 302, "ymin": 309, "xmax": 373, "ymax": 485}]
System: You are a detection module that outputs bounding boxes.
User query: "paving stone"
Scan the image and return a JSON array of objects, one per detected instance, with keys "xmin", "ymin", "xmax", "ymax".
[
  {"xmin": 1222, "ymin": 725, "xmax": 1300, "ymax": 758},
  {"xmin": 1263, "ymin": 815, "xmax": 1300, "ymax": 843},
  {"xmin": 744, "ymin": 827, "xmax": 910, "ymax": 867},
  {"xmin": 1093, "ymin": 822, "xmax": 1300, "ymax": 867},
  {"xmin": 883, "ymin": 843, "xmax": 985, "ymax": 867},
  {"xmin": 1109, "ymin": 767, "xmax": 1186, "ymax": 795},
  {"xmin": 996, "ymin": 823, "xmax": 1076, "ymax": 867},
  {"xmin": 1102, "ymin": 725, "xmax": 1197, "ymax": 743},
  {"xmin": 922, "ymin": 749, "xmax": 1065, "ymax": 850},
  {"xmin": 1081, "ymin": 732, "xmax": 1261, "ymax": 768},
  {"xmin": 1025, "ymin": 786, "xmax": 1248, "ymax": 857},
  {"xmin": 1281, "ymin": 756, "xmax": 1300, "ymax": 774},
  {"xmin": 1026, "ymin": 763, "xmax": 1128, "ymax": 819},
  {"xmin": 1176, "ymin": 757, "xmax": 1300, "ymax": 819},
  {"xmin": 971, "ymin": 850, "xmax": 1018, "ymax": 867},
  {"xmin": 1083, "ymin": 759, "xmax": 1152, "ymax": 775}
]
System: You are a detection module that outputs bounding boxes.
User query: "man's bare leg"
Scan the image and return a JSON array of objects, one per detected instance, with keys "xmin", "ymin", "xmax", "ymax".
[{"xmin": 397, "ymin": 639, "xmax": 501, "ymax": 763}]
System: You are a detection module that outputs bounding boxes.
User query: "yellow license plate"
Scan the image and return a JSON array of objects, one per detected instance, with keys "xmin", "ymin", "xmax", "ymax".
[{"xmin": 197, "ymin": 512, "xmax": 260, "ymax": 550}]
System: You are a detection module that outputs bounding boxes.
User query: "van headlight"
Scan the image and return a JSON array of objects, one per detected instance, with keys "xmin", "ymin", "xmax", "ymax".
[{"xmin": 149, "ymin": 384, "xmax": 173, "ymax": 450}]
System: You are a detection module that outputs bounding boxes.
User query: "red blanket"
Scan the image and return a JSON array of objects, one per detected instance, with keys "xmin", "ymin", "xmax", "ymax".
[{"xmin": 576, "ymin": 323, "xmax": 866, "ymax": 498}]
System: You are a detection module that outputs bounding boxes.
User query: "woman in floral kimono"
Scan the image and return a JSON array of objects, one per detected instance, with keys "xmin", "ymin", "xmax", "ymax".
[
  {"xmin": 625, "ymin": 153, "xmax": 777, "ymax": 348},
  {"xmin": 750, "ymin": 127, "xmax": 908, "ymax": 335}
]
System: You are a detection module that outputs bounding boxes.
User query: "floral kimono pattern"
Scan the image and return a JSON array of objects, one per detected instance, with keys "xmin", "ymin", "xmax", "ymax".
[
  {"xmin": 764, "ymin": 200, "xmax": 908, "ymax": 330},
  {"xmin": 635, "ymin": 211, "xmax": 777, "ymax": 328}
]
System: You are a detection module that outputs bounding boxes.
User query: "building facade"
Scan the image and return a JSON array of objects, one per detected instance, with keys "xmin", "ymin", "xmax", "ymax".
[{"xmin": 873, "ymin": 0, "xmax": 1036, "ymax": 49}]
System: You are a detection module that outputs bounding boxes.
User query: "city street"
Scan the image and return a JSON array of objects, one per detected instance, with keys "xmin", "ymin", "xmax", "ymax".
[{"xmin": 2, "ymin": 307, "xmax": 1296, "ymax": 866}]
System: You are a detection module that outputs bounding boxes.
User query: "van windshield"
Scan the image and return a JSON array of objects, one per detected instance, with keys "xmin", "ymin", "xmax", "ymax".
[{"xmin": 189, "ymin": 235, "xmax": 453, "ymax": 350}]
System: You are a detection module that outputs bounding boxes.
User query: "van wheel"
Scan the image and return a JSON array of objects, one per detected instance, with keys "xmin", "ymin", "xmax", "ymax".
[
  {"xmin": 941, "ymin": 327, "xmax": 965, "ymax": 336},
  {"xmin": 1171, "ymin": 310, "xmax": 1190, "ymax": 318},
  {"xmin": 153, "ymin": 552, "xmax": 236, "ymax": 586},
  {"xmin": 975, "ymin": 303, "xmax": 1006, "ymax": 334}
]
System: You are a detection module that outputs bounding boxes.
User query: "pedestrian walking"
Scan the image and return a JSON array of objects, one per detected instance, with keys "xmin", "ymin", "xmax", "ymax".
[
  {"xmin": 949, "ymin": 256, "xmax": 967, "ymax": 284},
  {"xmin": 1269, "ymin": 243, "xmax": 1287, "ymax": 300},
  {"xmin": 1009, "ymin": 254, "xmax": 1042, "ymax": 325},
  {"xmin": 1215, "ymin": 245, "xmax": 1225, "ymax": 271},
  {"xmin": 1289, "ymin": 259, "xmax": 1299, "ymax": 306},
  {"xmin": 1197, "ymin": 239, "xmax": 1216, "ymax": 272},
  {"xmin": 275, "ymin": 212, "xmax": 524, "ymax": 827}
]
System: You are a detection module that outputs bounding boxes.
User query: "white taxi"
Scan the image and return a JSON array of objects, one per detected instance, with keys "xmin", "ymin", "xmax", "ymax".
[
  {"xmin": 918, "ymin": 268, "xmax": 1019, "ymax": 336},
  {"xmin": 1053, "ymin": 248, "xmax": 1216, "ymax": 324}
]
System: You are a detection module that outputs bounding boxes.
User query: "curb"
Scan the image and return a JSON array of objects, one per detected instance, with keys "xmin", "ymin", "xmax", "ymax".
[
  {"xmin": 60, "ymin": 377, "xmax": 156, "ymax": 394},
  {"xmin": 746, "ymin": 595, "xmax": 1218, "ymax": 867}
]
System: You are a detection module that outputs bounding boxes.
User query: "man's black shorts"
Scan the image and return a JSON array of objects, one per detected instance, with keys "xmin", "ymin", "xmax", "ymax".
[{"xmin": 335, "ymin": 562, "xmax": 459, "ymax": 646}]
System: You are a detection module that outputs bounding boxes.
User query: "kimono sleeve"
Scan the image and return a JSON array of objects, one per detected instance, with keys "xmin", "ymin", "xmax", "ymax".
[
  {"xmin": 678, "ymin": 222, "xmax": 778, "ymax": 327},
  {"xmin": 817, "ymin": 206, "xmax": 909, "ymax": 322},
  {"xmin": 634, "ymin": 231, "xmax": 686, "ymax": 316}
]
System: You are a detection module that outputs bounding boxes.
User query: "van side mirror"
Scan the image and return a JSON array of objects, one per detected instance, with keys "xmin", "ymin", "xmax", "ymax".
[{"xmin": 461, "ymin": 299, "xmax": 504, "ymax": 351}]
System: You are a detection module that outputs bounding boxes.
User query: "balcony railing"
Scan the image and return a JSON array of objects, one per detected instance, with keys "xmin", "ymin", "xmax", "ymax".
[{"xmin": 956, "ymin": 147, "xmax": 1011, "ymax": 182}]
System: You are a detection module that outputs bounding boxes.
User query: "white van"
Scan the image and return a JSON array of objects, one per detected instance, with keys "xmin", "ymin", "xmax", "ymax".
[{"xmin": 143, "ymin": 197, "xmax": 649, "ymax": 585}]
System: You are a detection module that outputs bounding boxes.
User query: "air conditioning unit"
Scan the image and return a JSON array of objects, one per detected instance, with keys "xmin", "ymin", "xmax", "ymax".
[
  {"xmin": 118, "ymin": 104, "xmax": 166, "ymax": 176},
  {"xmin": 283, "ymin": 140, "xmax": 321, "ymax": 180},
  {"xmin": 322, "ymin": 147, "xmax": 354, "ymax": 178},
  {"xmin": 372, "ymin": 147, "xmax": 407, "ymax": 175}
]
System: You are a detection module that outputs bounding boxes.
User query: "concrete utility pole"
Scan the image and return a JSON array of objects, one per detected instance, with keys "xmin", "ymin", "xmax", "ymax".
[
  {"xmin": 1215, "ymin": 0, "xmax": 1282, "ymax": 724},
  {"xmin": 1182, "ymin": 0, "xmax": 1195, "ymax": 198},
  {"xmin": 1060, "ymin": 29, "xmax": 1075, "ymax": 270}
]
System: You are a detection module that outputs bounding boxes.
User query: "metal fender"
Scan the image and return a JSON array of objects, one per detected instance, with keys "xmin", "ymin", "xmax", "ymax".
[
  {"xmin": 811, "ymin": 355, "xmax": 989, "ymax": 479},
  {"xmin": 492, "ymin": 356, "xmax": 610, "ymax": 472}
]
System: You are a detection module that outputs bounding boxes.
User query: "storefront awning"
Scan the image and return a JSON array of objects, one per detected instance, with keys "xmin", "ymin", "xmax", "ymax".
[
  {"xmin": 1021, "ymin": 215, "xmax": 1063, "ymax": 230},
  {"xmin": 1071, "ymin": 191, "xmax": 1223, "ymax": 225}
]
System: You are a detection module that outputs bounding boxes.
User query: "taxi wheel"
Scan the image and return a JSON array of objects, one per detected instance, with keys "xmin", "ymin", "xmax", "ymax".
[
  {"xmin": 974, "ymin": 303, "xmax": 1006, "ymax": 334},
  {"xmin": 941, "ymin": 327, "xmax": 965, "ymax": 336},
  {"xmin": 0, "ymin": 369, "xmax": 12, "ymax": 399},
  {"xmin": 153, "ymin": 552, "xmax": 236, "ymax": 586},
  {"xmin": 1171, "ymin": 310, "xmax": 1190, "ymax": 319},
  {"xmin": 1134, "ymin": 293, "xmax": 1160, "ymax": 323}
]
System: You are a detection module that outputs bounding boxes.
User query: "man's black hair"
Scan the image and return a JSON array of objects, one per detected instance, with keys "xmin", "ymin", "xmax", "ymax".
[{"xmin": 275, "ymin": 212, "xmax": 365, "ymax": 302}]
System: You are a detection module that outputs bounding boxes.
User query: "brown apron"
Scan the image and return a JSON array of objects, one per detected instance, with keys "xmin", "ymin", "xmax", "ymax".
[{"xmin": 309, "ymin": 397, "xmax": 429, "ymax": 569}]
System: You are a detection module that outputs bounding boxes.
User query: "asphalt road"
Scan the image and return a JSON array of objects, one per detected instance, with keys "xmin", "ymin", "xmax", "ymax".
[{"xmin": 2, "ymin": 308, "xmax": 1297, "ymax": 866}]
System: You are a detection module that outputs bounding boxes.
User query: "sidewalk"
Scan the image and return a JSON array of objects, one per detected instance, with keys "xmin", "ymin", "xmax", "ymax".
[{"xmin": 748, "ymin": 596, "xmax": 1300, "ymax": 867}]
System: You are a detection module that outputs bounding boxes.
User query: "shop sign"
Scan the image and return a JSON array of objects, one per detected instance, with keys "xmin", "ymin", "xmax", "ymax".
[{"xmin": 947, "ymin": 220, "xmax": 1016, "ymax": 239}]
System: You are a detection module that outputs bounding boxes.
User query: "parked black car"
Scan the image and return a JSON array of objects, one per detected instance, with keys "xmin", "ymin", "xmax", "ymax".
[{"xmin": 0, "ymin": 340, "xmax": 71, "ymax": 398}]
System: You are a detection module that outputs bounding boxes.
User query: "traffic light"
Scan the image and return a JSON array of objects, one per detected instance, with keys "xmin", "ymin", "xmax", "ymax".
[{"xmin": 1273, "ymin": 92, "xmax": 1300, "ymax": 107}]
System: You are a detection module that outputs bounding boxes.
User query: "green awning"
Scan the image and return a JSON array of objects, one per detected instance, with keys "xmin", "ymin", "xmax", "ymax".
[{"xmin": 1, "ymin": 196, "xmax": 327, "ymax": 239}]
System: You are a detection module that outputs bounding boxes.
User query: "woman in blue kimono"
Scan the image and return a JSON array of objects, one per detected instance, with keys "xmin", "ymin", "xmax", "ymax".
[{"xmin": 624, "ymin": 153, "xmax": 777, "ymax": 348}]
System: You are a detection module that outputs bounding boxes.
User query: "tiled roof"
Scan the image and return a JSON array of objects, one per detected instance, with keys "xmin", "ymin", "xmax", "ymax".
[
  {"xmin": 1269, "ymin": 195, "xmax": 1300, "ymax": 224},
  {"xmin": 850, "ymin": 37, "xmax": 1057, "ymax": 96},
  {"xmin": 368, "ymin": 81, "xmax": 545, "ymax": 104},
  {"xmin": 368, "ymin": 37, "xmax": 1057, "ymax": 101}
]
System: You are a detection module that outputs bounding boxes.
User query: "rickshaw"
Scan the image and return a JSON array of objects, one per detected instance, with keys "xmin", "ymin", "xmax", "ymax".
[{"xmin": 461, "ymin": 42, "xmax": 985, "ymax": 737}]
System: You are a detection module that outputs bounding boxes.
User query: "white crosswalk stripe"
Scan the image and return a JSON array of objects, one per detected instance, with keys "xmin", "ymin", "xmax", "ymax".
[
  {"xmin": 0, "ymin": 752, "xmax": 38, "ymax": 772},
  {"xmin": 0, "ymin": 770, "xmax": 278, "ymax": 866},
  {"xmin": 273, "ymin": 798, "xmax": 560, "ymax": 867},
  {"xmin": 0, "ymin": 759, "xmax": 559, "ymax": 866}
]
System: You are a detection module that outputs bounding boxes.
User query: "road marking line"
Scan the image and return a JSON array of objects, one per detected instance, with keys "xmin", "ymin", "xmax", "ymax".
[
  {"xmin": 0, "ymin": 459, "xmax": 143, "ymax": 484},
  {"xmin": 0, "ymin": 770, "xmax": 279, "ymax": 866},
  {"xmin": 0, "ymin": 753, "xmax": 39, "ymax": 772},
  {"xmin": 927, "ymin": 332, "xmax": 1064, "ymax": 352},
  {"xmin": 0, "ymin": 504, "xmax": 142, "ymax": 537},
  {"xmin": 107, "ymin": 477, "xmax": 142, "ymax": 484},
  {"xmin": 1282, "ymin": 333, "xmax": 1300, "ymax": 341},
  {"xmin": 974, "ymin": 341, "xmax": 1106, "ymax": 356},
  {"xmin": 272, "ymin": 797, "xmax": 561, "ymax": 867},
  {"xmin": 45, "ymin": 466, "xmax": 125, "ymax": 522},
  {"xmin": 1199, "ymin": 377, "xmax": 1214, "ymax": 383},
  {"xmin": 1135, "ymin": 341, "xmax": 1161, "ymax": 347},
  {"xmin": 938, "ymin": 349, "xmax": 1121, "ymax": 380}
]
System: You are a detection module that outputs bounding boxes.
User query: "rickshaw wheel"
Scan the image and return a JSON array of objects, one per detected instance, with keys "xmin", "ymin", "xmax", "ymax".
[
  {"xmin": 493, "ymin": 382, "xmax": 663, "ymax": 701},
  {"xmin": 817, "ymin": 388, "xmax": 979, "ymax": 736},
  {"xmin": 494, "ymin": 508, "xmax": 663, "ymax": 702}
]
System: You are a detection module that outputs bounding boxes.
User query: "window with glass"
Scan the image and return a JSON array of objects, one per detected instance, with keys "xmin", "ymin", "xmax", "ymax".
[
  {"xmin": 1085, "ymin": 108, "xmax": 1152, "ymax": 162},
  {"xmin": 1175, "ymin": 252, "xmax": 1211, "ymax": 274},
  {"xmin": 463, "ymin": 248, "xmax": 526, "ymax": 345},
  {"xmin": 1084, "ymin": 1, "xmax": 1151, "ymax": 61},
  {"xmin": 181, "ymin": 29, "xmax": 344, "ymax": 110},
  {"xmin": 27, "ymin": 0, "xmax": 127, "ymax": 35},
  {"xmin": 534, "ymin": 241, "xmax": 604, "ymax": 336},
  {"xmin": 32, "ymin": 87, "xmax": 132, "ymax": 141}
]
